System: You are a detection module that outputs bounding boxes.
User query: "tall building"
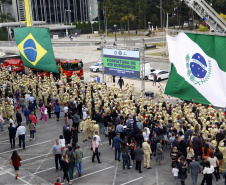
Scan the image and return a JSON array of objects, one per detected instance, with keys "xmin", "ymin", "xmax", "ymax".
[{"xmin": 12, "ymin": 0, "xmax": 98, "ymax": 24}]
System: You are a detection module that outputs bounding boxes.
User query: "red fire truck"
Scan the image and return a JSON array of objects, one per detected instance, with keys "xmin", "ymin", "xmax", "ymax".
[
  {"xmin": 1, "ymin": 58, "xmax": 84, "ymax": 80},
  {"xmin": 1, "ymin": 59, "xmax": 24, "ymax": 72}
]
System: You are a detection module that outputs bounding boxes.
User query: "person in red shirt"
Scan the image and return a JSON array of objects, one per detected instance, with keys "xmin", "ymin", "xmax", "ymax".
[
  {"xmin": 202, "ymin": 143, "xmax": 211, "ymax": 159},
  {"xmin": 55, "ymin": 177, "xmax": 62, "ymax": 185},
  {"xmin": 29, "ymin": 111, "xmax": 38, "ymax": 131},
  {"xmin": 11, "ymin": 150, "xmax": 21, "ymax": 179}
]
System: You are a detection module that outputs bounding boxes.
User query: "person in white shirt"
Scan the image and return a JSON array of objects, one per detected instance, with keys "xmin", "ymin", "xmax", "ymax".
[
  {"xmin": 16, "ymin": 123, "xmax": 26, "ymax": 149},
  {"xmin": 2, "ymin": 84, "xmax": 6, "ymax": 90},
  {"xmin": 202, "ymin": 161, "xmax": 214, "ymax": 185},
  {"xmin": 142, "ymin": 128, "xmax": 150, "ymax": 142},
  {"xmin": 0, "ymin": 114, "xmax": 4, "ymax": 131},
  {"xmin": 207, "ymin": 152, "xmax": 220, "ymax": 181},
  {"xmin": 172, "ymin": 164, "xmax": 179, "ymax": 185},
  {"xmin": 82, "ymin": 107, "xmax": 88, "ymax": 119},
  {"xmin": 25, "ymin": 93, "xmax": 30, "ymax": 106},
  {"xmin": 63, "ymin": 104, "xmax": 69, "ymax": 114},
  {"xmin": 59, "ymin": 135, "xmax": 66, "ymax": 153},
  {"xmin": 93, "ymin": 131, "xmax": 101, "ymax": 145},
  {"xmin": 28, "ymin": 95, "xmax": 35, "ymax": 104},
  {"xmin": 9, "ymin": 116, "xmax": 15, "ymax": 127}
]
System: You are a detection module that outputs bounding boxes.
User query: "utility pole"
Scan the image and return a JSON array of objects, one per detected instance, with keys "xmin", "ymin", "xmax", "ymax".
[
  {"xmin": 105, "ymin": 6, "xmax": 107, "ymax": 37},
  {"xmin": 160, "ymin": 0, "xmax": 163, "ymax": 29},
  {"xmin": 101, "ymin": 36, "xmax": 105, "ymax": 83},
  {"xmin": 98, "ymin": 0, "xmax": 100, "ymax": 31},
  {"xmin": 166, "ymin": 13, "xmax": 169, "ymax": 29}
]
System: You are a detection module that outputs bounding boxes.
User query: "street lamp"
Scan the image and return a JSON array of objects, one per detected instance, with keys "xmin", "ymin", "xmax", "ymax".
[
  {"xmin": 91, "ymin": 22, "xmax": 94, "ymax": 34},
  {"xmin": 157, "ymin": 6, "xmax": 166, "ymax": 57},
  {"xmin": 148, "ymin": 22, "xmax": 151, "ymax": 37},
  {"xmin": 65, "ymin": 9, "xmax": 71, "ymax": 25},
  {"xmin": 114, "ymin": 24, "xmax": 117, "ymax": 41},
  {"xmin": 157, "ymin": 6, "xmax": 165, "ymax": 29}
]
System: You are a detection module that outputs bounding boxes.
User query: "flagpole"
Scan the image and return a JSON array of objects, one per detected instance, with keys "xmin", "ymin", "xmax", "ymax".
[{"xmin": 24, "ymin": 0, "xmax": 33, "ymax": 27}]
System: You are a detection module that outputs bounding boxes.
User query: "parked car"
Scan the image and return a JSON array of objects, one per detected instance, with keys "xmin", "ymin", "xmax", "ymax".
[
  {"xmin": 90, "ymin": 62, "xmax": 103, "ymax": 72},
  {"xmin": 148, "ymin": 70, "xmax": 169, "ymax": 81}
]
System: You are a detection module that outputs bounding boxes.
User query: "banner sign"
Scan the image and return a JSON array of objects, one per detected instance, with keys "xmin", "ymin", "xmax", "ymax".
[{"xmin": 103, "ymin": 49, "xmax": 140, "ymax": 79}]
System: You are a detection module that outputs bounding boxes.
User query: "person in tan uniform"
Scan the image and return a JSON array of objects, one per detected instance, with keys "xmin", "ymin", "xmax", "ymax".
[
  {"xmin": 93, "ymin": 121, "xmax": 99, "ymax": 137},
  {"xmin": 142, "ymin": 138, "xmax": 152, "ymax": 169},
  {"xmin": 158, "ymin": 86, "xmax": 162, "ymax": 102},
  {"xmin": 80, "ymin": 118, "xmax": 88, "ymax": 142}
]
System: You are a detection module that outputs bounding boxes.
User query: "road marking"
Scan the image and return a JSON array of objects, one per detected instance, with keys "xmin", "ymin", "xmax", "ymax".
[
  {"xmin": 0, "ymin": 140, "xmax": 52, "ymax": 155},
  {"xmin": 62, "ymin": 166, "xmax": 114, "ymax": 184},
  {"xmin": 28, "ymin": 144, "xmax": 54, "ymax": 183},
  {"xmin": 8, "ymin": 172, "xmax": 31, "ymax": 185},
  {"xmin": 34, "ymin": 167, "xmax": 55, "ymax": 175},
  {"xmin": 120, "ymin": 177, "xmax": 143, "ymax": 185},
  {"xmin": 21, "ymin": 153, "xmax": 52, "ymax": 162},
  {"xmin": 112, "ymin": 161, "xmax": 118, "ymax": 185},
  {"xmin": 0, "ymin": 143, "xmax": 11, "ymax": 144},
  {"xmin": 156, "ymin": 167, "xmax": 159, "ymax": 185},
  {"xmin": 0, "ymin": 134, "xmax": 30, "ymax": 143},
  {"xmin": 32, "ymin": 156, "xmax": 91, "ymax": 175}
]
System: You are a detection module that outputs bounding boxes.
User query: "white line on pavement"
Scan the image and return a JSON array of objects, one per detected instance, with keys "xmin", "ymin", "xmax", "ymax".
[
  {"xmin": 0, "ymin": 134, "xmax": 30, "ymax": 143},
  {"xmin": 156, "ymin": 167, "xmax": 159, "ymax": 185},
  {"xmin": 112, "ymin": 161, "xmax": 118, "ymax": 185},
  {"xmin": 0, "ymin": 140, "xmax": 52, "ymax": 155},
  {"xmin": 120, "ymin": 177, "xmax": 143, "ymax": 185},
  {"xmin": 28, "ymin": 144, "xmax": 54, "ymax": 183},
  {"xmin": 8, "ymin": 171, "xmax": 31, "ymax": 185},
  {"xmin": 21, "ymin": 153, "xmax": 52, "ymax": 162},
  {"xmin": 32, "ymin": 156, "xmax": 91, "ymax": 175},
  {"xmin": 62, "ymin": 166, "xmax": 114, "ymax": 184},
  {"xmin": 34, "ymin": 167, "xmax": 55, "ymax": 175}
]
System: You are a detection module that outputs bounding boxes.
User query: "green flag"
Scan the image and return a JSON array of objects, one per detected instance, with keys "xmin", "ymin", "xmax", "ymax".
[
  {"xmin": 14, "ymin": 27, "xmax": 59, "ymax": 73},
  {"xmin": 166, "ymin": 32, "xmax": 226, "ymax": 107}
]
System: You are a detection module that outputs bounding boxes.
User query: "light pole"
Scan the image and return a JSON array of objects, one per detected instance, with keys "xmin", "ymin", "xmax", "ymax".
[
  {"xmin": 65, "ymin": 9, "xmax": 71, "ymax": 25},
  {"xmin": 157, "ymin": 6, "xmax": 165, "ymax": 29},
  {"xmin": 148, "ymin": 21, "xmax": 151, "ymax": 37},
  {"xmin": 91, "ymin": 22, "xmax": 94, "ymax": 34},
  {"xmin": 157, "ymin": 6, "xmax": 165, "ymax": 57},
  {"xmin": 114, "ymin": 24, "xmax": 117, "ymax": 41}
]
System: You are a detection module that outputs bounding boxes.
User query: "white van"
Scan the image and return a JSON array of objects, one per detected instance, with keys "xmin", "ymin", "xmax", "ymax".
[{"xmin": 140, "ymin": 63, "xmax": 155, "ymax": 80}]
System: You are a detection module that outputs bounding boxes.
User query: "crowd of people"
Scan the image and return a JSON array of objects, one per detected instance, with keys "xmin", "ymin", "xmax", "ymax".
[{"xmin": 0, "ymin": 66, "xmax": 226, "ymax": 185}]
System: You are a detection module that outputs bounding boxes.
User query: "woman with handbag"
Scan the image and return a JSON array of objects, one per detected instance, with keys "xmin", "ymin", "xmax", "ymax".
[
  {"xmin": 11, "ymin": 150, "xmax": 22, "ymax": 180},
  {"xmin": 29, "ymin": 111, "xmax": 38, "ymax": 132},
  {"xmin": 156, "ymin": 139, "xmax": 164, "ymax": 165},
  {"xmin": 92, "ymin": 137, "xmax": 101, "ymax": 163}
]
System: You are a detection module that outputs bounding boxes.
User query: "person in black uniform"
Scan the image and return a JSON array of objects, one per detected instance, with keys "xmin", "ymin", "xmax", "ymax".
[{"xmin": 117, "ymin": 77, "xmax": 124, "ymax": 89}]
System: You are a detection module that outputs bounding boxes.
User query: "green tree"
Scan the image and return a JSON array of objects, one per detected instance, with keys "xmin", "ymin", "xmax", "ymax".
[{"xmin": 0, "ymin": 13, "xmax": 15, "ymax": 23}]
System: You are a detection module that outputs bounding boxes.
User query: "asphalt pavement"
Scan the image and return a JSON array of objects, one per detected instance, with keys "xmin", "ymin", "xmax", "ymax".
[{"xmin": 0, "ymin": 108, "xmax": 224, "ymax": 185}]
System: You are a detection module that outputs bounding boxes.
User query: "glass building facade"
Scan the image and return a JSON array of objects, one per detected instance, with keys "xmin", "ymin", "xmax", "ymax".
[{"xmin": 30, "ymin": 0, "xmax": 90, "ymax": 24}]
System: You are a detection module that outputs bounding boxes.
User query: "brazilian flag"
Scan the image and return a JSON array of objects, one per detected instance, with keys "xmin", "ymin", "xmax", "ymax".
[{"xmin": 14, "ymin": 27, "xmax": 59, "ymax": 73}]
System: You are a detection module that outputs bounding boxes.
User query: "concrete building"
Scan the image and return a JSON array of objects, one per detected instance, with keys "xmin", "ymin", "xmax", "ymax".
[{"xmin": 11, "ymin": 0, "xmax": 98, "ymax": 24}]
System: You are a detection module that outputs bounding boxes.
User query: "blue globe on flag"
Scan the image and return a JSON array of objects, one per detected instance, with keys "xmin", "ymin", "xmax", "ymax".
[
  {"xmin": 23, "ymin": 39, "xmax": 37, "ymax": 62},
  {"xmin": 190, "ymin": 53, "xmax": 207, "ymax": 79}
]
